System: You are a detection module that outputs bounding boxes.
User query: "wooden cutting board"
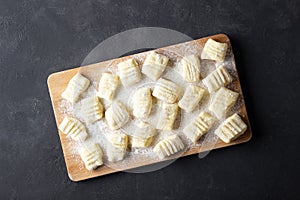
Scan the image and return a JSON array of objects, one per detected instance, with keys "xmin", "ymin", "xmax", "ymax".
[{"xmin": 47, "ymin": 34, "xmax": 252, "ymax": 181}]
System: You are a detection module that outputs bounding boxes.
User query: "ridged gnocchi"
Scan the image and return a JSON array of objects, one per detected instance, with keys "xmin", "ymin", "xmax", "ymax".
[
  {"xmin": 62, "ymin": 73, "xmax": 90, "ymax": 103},
  {"xmin": 59, "ymin": 116, "xmax": 88, "ymax": 141},
  {"xmin": 131, "ymin": 121, "xmax": 156, "ymax": 148},
  {"xmin": 156, "ymin": 102, "xmax": 178, "ymax": 131},
  {"xmin": 215, "ymin": 113, "xmax": 247, "ymax": 143},
  {"xmin": 54, "ymin": 35, "xmax": 250, "ymax": 175},
  {"xmin": 97, "ymin": 73, "xmax": 119, "ymax": 101},
  {"xmin": 152, "ymin": 78, "xmax": 181, "ymax": 104},
  {"xmin": 142, "ymin": 52, "xmax": 169, "ymax": 81},
  {"xmin": 117, "ymin": 58, "xmax": 141, "ymax": 86},
  {"xmin": 106, "ymin": 132, "xmax": 128, "ymax": 162},
  {"xmin": 209, "ymin": 87, "xmax": 239, "ymax": 118},
  {"xmin": 105, "ymin": 101, "xmax": 130, "ymax": 130},
  {"xmin": 81, "ymin": 96, "xmax": 103, "ymax": 124},
  {"xmin": 201, "ymin": 38, "xmax": 228, "ymax": 62},
  {"xmin": 79, "ymin": 143, "xmax": 103, "ymax": 170},
  {"xmin": 202, "ymin": 65, "xmax": 232, "ymax": 93},
  {"xmin": 178, "ymin": 85, "xmax": 206, "ymax": 113},
  {"xmin": 179, "ymin": 55, "xmax": 201, "ymax": 82},
  {"xmin": 153, "ymin": 134, "xmax": 184, "ymax": 159},
  {"xmin": 183, "ymin": 112, "xmax": 215, "ymax": 143},
  {"xmin": 132, "ymin": 87, "xmax": 152, "ymax": 119}
]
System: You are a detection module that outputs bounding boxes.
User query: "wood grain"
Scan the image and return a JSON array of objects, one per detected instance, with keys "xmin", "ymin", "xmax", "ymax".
[{"xmin": 47, "ymin": 34, "xmax": 252, "ymax": 181}]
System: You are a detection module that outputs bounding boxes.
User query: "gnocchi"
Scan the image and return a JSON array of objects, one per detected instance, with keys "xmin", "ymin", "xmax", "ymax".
[
  {"xmin": 209, "ymin": 87, "xmax": 239, "ymax": 118},
  {"xmin": 117, "ymin": 58, "xmax": 141, "ymax": 86},
  {"xmin": 178, "ymin": 85, "xmax": 206, "ymax": 113},
  {"xmin": 81, "ymin": 96, "xmax": 103, "ymax": 124},
  {"xmin": 142, "ymin": 52, "xmax": 169, "ymax": 81},
  {"xmin": 132, "ymin": 87, "xmax": 152, "ymax": 119},
  {"xmin": 202, "ymin": 65, "xmax": 232, "ymax": 93},
  {"xmin": 97, "ymin": 73, "xmax": 119, "ymax": 101},
  {"xmin": 215, "ymin": 113, "xmax": 247, "ymax": 143},
  {"xmin": 179, "ymin": 55, "xmax": 201, "ymax": 82},
  {"xmin": 152, "ymin": 78, "xmax": 181, "ymax": 104},
  {"xmin": 131, "ymin": 121, "xmax": 156, "ymax": 148},
  {"xmin": 79, "ymin": 143, "xmax": 103, "ymax": 170},
  {"xmin": 106, "ymin": 132, "xmax": 128, "ymax": 162},
  {"xmin": 156, "ymin": 102, "xmax": 178, "ymax": 131},
  {"xmin": 61, "ymin": 73, "xmax": 90, "ymax": 103},
  {"xmin": 153, "ymin": 134, "xmax": 184, "ymax": 159},
  {"xmin": 105, "ymin": 101, "xmax": 130, "ymax": 130},
  {"xmin": 58, "ymin": 116, "xmax": 88, "ymax": 141},
  {"xmin": 54, "ymin": 35, "xmax": 251, "ymax": 177},
  {"xmin": 201, "ymin": 38, "xmax": 228, "ymax": 62},
  {"xmin": 183, "ymin": 112, "xmax": 215, "ymax": 143}
]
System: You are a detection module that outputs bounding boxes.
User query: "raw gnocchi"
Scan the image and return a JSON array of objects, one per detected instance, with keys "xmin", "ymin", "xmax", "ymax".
[
  {"xmin": 106, "ymin": 132, "xmax": 128, "ymax": 162},
  {"xmin": 201, "ymin": 38, "xmax": 228, "ymax": 62},
  {"xmin": 183, "ymin": 112, "xmax": 215, "ymax": 143},
  {"xmin": 178, "ymin": 85, "xmax": 206, "ymax": 113},
  {"xmin": 97, "ymin": 73, "xmax": 119, "ymax": 101},
  {"xmin": 142, "ymin": 52, "xmax": 169, "ymax": 81},
  {"xmin": 55, "ymin": 35, "xmax": 251, "ymax": 176},
  {"xmin": 202, "ymin": 65, "xmax": 232, "ymax": 93},
  {"xmin": 156, "ymin": 102, "xmax": 178, "ymax": 131},
  {"xmin": 117, "ymin": 58, "xmax": 141, "ymax": 87},
  {"xmin": 105, "ymin": 101, "xmax": 130, "ymax": 130},
  {"xmin": 215, "ymin": 113, "xmax": 247, "ymax": 143},
  {"xmin": 79, "ymin": 143, "xmax": 103, "ymax": 170},
  {"xmin": 58, "ymin": 116, "xmax": 88, "ymax": 141},
  {"xmin": 131, "ymin": 121, "xmax": 156, "ymax": 148},
  {"xmin": 152, "ymin": 78, "xmax": 181, "ymax": 104},
  {"xmin": 132, "ymin": 87, "xmax": 152, "ymax": 119},
  {"xmin": 209, "ymin": 87, "xmax": 239, "ymax": 118},
  {"xmin": 179, "ymin": 55, "xmax": 201, "ymax": 82},
  {"xmin": 61, "ymin": 73, "xmax": 90, "ymax": 103},
  {"xmin": 81, "ymin": 96, "xmax": 103, "ymax": 124},
  {"xmin": 153, "ymin": 134, "xmax": 184, "ymax": 159}
]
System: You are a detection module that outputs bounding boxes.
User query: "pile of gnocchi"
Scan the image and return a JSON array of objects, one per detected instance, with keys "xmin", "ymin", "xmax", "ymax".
[{"xmin": 58, "ymin": 38, "xmax": 247, "ymax": 171}]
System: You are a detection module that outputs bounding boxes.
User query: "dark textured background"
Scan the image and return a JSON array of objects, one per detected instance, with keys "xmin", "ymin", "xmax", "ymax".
[{"xmin": 0, "ymin": 0, "xmax": 299, "ymax": 199}]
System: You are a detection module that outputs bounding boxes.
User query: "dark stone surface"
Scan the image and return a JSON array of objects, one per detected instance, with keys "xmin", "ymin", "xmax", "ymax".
[{"xmin": 0, "ymin": 0, "xmax": 299, "ymax": 199}]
